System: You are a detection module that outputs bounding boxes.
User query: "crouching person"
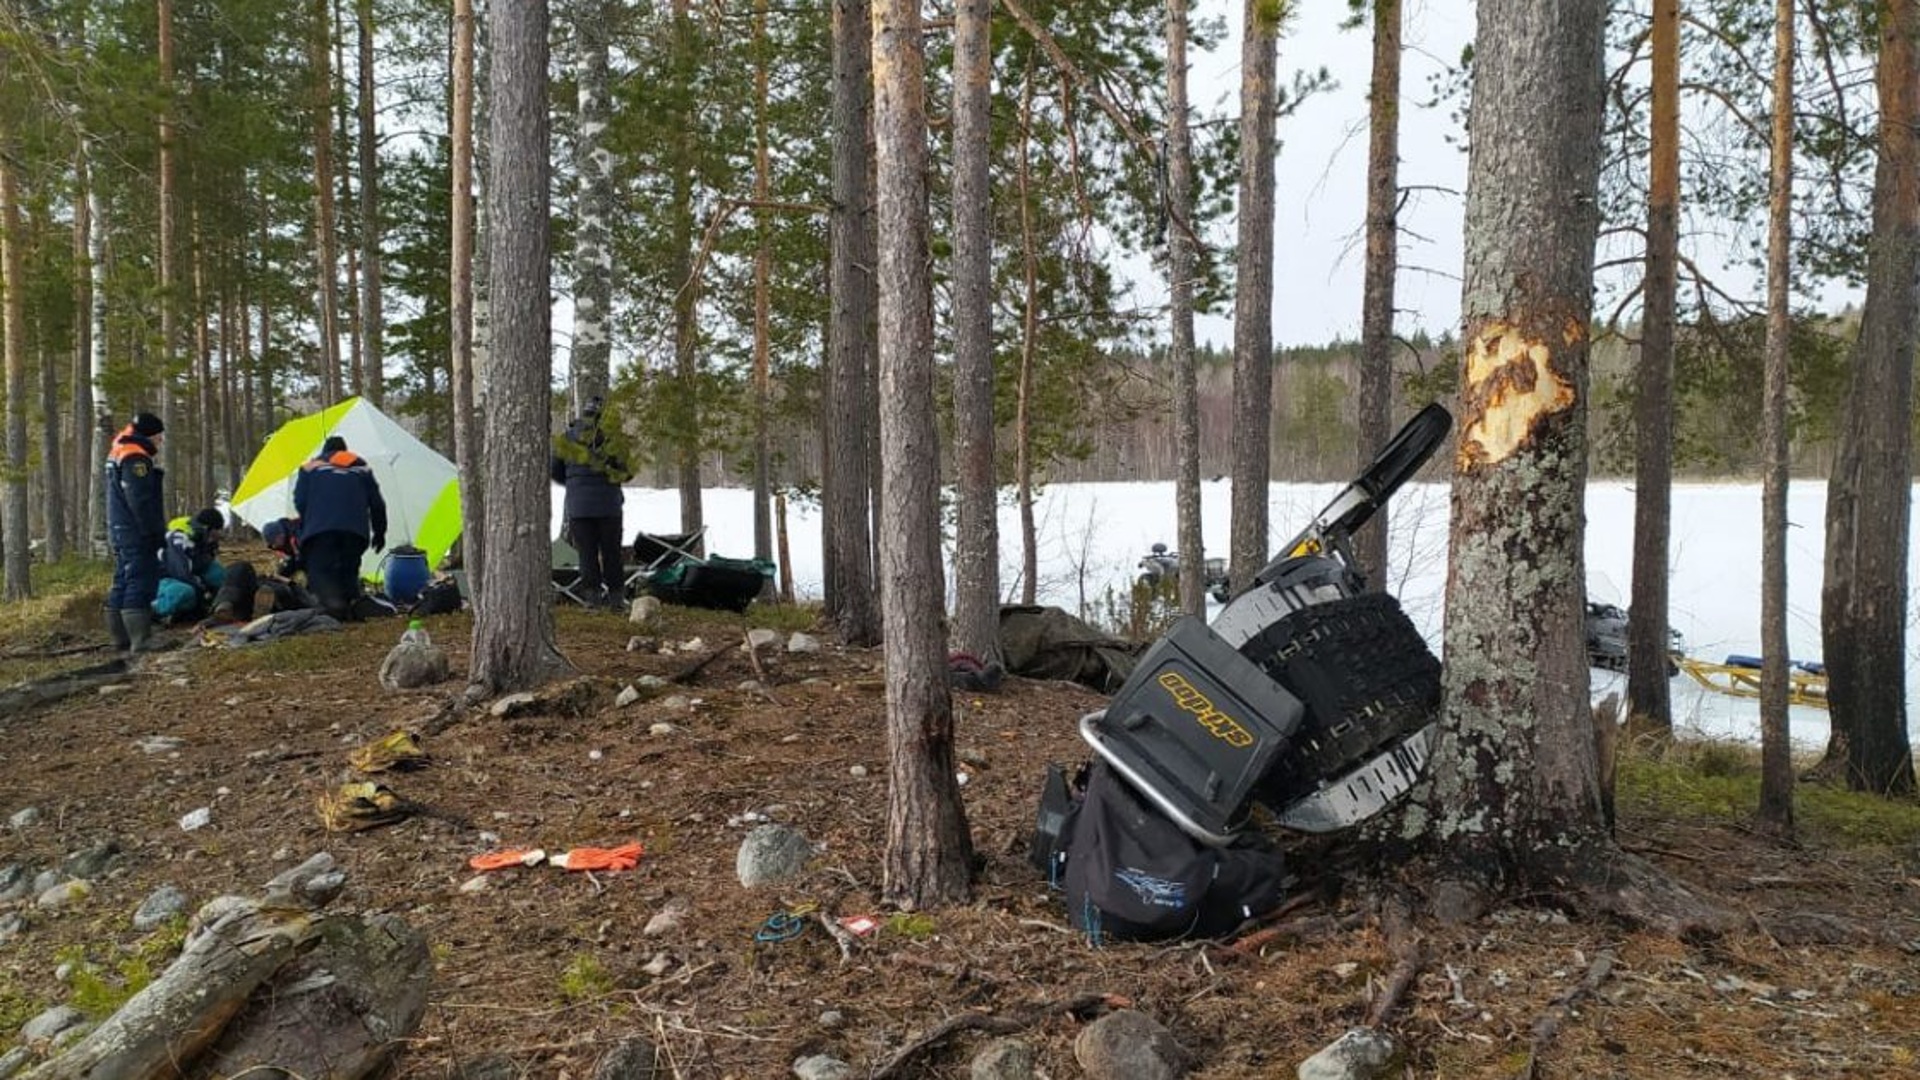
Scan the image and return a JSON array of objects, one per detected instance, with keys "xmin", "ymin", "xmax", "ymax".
[
  {"xmin": 154, "ymin": 508, "xmax": 228, "ymax": 625},
  {"xmin": 293, "ymin": 436, "xmax": 388, "ymax": 621}
]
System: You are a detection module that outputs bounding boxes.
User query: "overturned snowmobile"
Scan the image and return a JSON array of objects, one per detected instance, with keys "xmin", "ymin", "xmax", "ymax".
[{"xmin": 1035, "ymin": 404, "xmax": 1452, "ymax": 940}]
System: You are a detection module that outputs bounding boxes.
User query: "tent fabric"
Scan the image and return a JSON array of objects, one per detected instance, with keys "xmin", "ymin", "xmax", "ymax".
[
  {"xmin": 230, "ymin": 398, "xmax": 462, "ymax": 583},
  {"xmin": 998, "ymin": 605, "xmax": 1143, "ymax": 693}
]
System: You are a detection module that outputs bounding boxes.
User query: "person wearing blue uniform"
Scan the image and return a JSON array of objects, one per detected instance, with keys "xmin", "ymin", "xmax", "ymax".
[
  {"xmin": 105, "ymin": 412, "xmax": 168, "ymax": 652},
  {"xmin": 154, "ymin": 507, "xmax": 228, "ymax": 624},
  {"xmin": 293, "ymin": 435, "xmax": 388, "ymax": 621},
  {"xmin": 550, "ymin": 396, "xmax": 629, "ymax": 609}
]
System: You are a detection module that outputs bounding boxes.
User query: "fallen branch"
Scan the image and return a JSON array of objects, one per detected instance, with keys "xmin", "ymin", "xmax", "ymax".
[
  {"xmin": 1519, "ymin": 951, "xmax": 1617, "ymax": 1080},
  {"xmin": 742, "ymin": 633, "xmax": 783, "ymax": 705},
  {"xmin": 1365, "ymin": 897, "xmax": 1425, "ymax": 1028},
  {"xmin": 1222, "ymin": 910, "xmax": 1371, "ymax": 960},
  {"xmin": 669, "ymin": 647, "xmax": 728, "ymax": 686},
  {"xmin": 870, "ymin": 993, "xmax": 1118, "ymax": 1080},
  {"xmin": 0, "ymin": 659, "xmax": 130, "ymax": 724}
]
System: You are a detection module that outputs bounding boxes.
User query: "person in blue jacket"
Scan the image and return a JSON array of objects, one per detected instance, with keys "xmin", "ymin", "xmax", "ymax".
[
  {"xmin": 105, "ymin": 412, "xmax": 168, "ymax": 652},
  {"xmin": 293, "ymin": 435, "xmax": 388, "ymax": 621},
  {"xmin": 154, "ymin": 507, "xmax": 228, "ymax": 624},
  {"xmin": 550, "ymin": 396, "xmax": 629, "ymax": 609}
]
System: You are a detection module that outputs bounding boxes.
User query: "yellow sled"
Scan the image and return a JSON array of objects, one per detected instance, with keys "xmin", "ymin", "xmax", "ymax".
[{"xmin": 1676, "ymin": 656, "xmax": 1829, "ymax": 710}]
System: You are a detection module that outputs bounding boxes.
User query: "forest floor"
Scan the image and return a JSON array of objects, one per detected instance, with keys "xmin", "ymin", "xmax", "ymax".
[{"xmin": 0, "ymin": 550, "xmax": 1918, "ymax": 1079}]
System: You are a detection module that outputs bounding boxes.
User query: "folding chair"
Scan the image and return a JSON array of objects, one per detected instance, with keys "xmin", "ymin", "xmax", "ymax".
[
  {"xmin": 623, "ymin": 526, "xmax": 708, "ymax": 596},
  {"xmin": 551, "ymin": 536, "xmax": 594, "ymax": 607}
]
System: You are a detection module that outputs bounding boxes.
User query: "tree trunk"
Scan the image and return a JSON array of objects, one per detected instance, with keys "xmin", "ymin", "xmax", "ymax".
[
  {"xmin": 193, "ymin": 208, "xmax": 215, "ymax": 512},
  {"xmin": 1, "ymin": 145, "xmax": 28, "ymax": 600},
  {"xmin": 571, "ymin": 0, "xmax": 613, "ymax": 414},
  {"xmin": 1757, "ymin": 0, "xmax": 1796, "ymax": 834},
  {"xmin": 71, "ymin": 146, "xmax": 93, "ymax": 558},
  {"xmin": 157, "ymin": 0, "xmax": 177, "ymax": 433},
  {"xmin": 1168, "ymin": 0, "xmax": 1204, "ymax": 617},
  {"xmin": 1424, "ymin": 0, "xmax": 1722, "ymax": 931},
  {"xmin": 1016, "ymin": 71, "xmax": 1039, "ymax": 607},
  {"xmin": 826, "ymin": 0, "xmax": 880, "ymax": 645},
  {"xmin": 451, "ymin": 0, "xmax": 485, "ymax": 593},
  {"xmin": 949, "ymin": 0, "xmax": 1000, "ymax": 658},
  {"xmin": 1228, "ymin": 0, "xmax": 1278, "ymax": 593},
  {"xmin": 310, "ymin": 0, "xmax": 342, "ymax": 406},
  {"xmin": 38, "ymin": 213, "xmax": 66, "ymax": 564},
  {"xmin": 470, "ymin": 0, "xmax": 571, "ymax": 696},
  {"xmin": 1818, "ymin": 0, "xmax": 1919, "ymax": 797},
  {"xmin": 752, "ymin": 0, "xmax": 776, "ymax": 565},
  {"xmin": 873, "ymin": 0, "xmax": 974, "ymax": 909},
  {"xmin": 1355, "ymin": 0, "xmax": 1400, "ymax": 592},
  {"xmin": 357, "ymin": 0, "xmax": 384, "ymax": 408},
  {"xmin": 670, "ymin": 0, "xmax": 705, "ymax": 540},
  {"xmin": 1628, "ymin": 0, "xmax": 1679, "ymax": 732}
]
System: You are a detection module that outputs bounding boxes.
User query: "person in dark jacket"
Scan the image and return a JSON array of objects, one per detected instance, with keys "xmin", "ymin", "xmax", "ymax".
[
  {"xmin": 105, "ymin": 412, "xmax": 168, "ymax": 651},
  {"xmin": 293, "ymin": 435, "xmax": 388, "ymax": 621},
  {"xmin": 550, "ymin": 396, "xmax": 629, "ymax": 609},
  {"xmin": 155, "ymin": 507, "xmax": 228, "ymax": 624}
]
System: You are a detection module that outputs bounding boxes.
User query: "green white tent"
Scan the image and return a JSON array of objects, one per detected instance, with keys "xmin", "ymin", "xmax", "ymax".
[{"xmin": 230, "ymin": 397, "xmax": 462, "ymax": 583}]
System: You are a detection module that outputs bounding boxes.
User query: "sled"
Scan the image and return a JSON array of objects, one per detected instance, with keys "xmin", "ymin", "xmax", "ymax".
[{"xmin": 1676, "ymin": 655, "xmax": 1829, "ymax": 710}]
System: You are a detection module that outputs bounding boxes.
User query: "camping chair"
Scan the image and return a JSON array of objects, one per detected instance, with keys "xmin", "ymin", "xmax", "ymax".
[
  {"xmin": 622, "ymin": 527, "xmax": 709, "ymax": 596},
  {"xmin": 551, "ymin": 536, "xmax": 596, "ymax": 607}
]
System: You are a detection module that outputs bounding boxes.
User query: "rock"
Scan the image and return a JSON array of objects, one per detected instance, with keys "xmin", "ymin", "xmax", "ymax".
[
  {"xmin": 615, "ymin": 685, "xmax": 642, "ymax": 708},
  {"xmin": 179, "ymin": 807, "xmax": 212, "ymax": 831},
  {"xmin": 593, "ymin": 1036, "xmax": 661, "ymax": 1080},
  {"xmin": 736, "ymin": 679, "xmax": 762, "ymax": 692},
  {"xmin": 0, "ymin": 913, "xmax": 26, "ymax": 943},
  {"xmin": 818, "ymin": 1010, "xmax": 844, "ymax": 1029},
  {"xmin": 660, "ymin": 695, "xmax": 692, "ymax": 711},
  {"xmin": 380, "ymin": 642, "xmax": 452, "ymax": 691},
  {"xmin": 489, "ymin": 692, "xmax": 539, "ymax": 718},
  {"xmin": 31, "ymin": 869, "xmax": 65, "ymax": 894},
  {"xmin": 459, "ymin": 875, "xmax": 491, "ymax": 894},
  {"xmin": 849, "ymin": 765, "xmax": 868, "ymax": 779},
  {"xmin": 972, "ymin": 1038, "xmax": 1038, "ymax": 1080},
  {"xmin": 1762, "ymin": 911, "xmax": 1869, "ymax": 946},
  {"xmin": 0, "ymin": 1046, "xmax": 32, "ymax": 1079},
  {"xmin": 133, "ymin": 886, "xmax": 190, "ymax": 931},
  {"xmin": 195, "ymin": 912, "xmax": 430, "ymax": 1079},
  {"xmin": 1074, "ymin": 1010, "xmax": 1194, "ymax": 1080},
  {"xmin": 640, "ymin": 953, "xmax": 672, "ymax": 977},
  {"xmin": 9, "ymin": 807, "xmax": 41, "ymax": 830},
  {"xmin": 20, "ymin": 1004, "xmax": 87, "ymax": 1045},
  {"xmin": 737, "ymin": 824, "xmax": 814, "ymax": 888},
  {"xmin": 786, "ymin": 632, "xmax": 821, "ymax": 654},
  {"xmin": 0, "ymin": 863, "xmax": 32, "ymax": 902},
  {"xmin": 36, "ymin": 879, "xmax": 93, "ymax": 909},
  {"xmin": 440, "ymin": 1055, "xmax": 523, "ymax": 1080},
  {"xmin": 62, "ymin": 839, "xmax": 121, "ymax": 880},
  {"xmin": 1297, "ymin": 1027, "xmax": 1398, "ymax": 1080},
  {"xmin": 50, "ymin": 1021, "xmax": 96, "ymax": 1051},
  {"xmin": 792, "ymin": 1054, "xmax": 852, "ymax": 1080},
  {"xmin": 648, "ymin": 723, "xmax": 676, "ymax": 737},
  {"xmin": 747, "ymin": 628, "xmax": 780, "ymax": 650},
  {"xmin": 630, "ymin": 596, "xmax": 663, "ymax": 624},
  {"xmin": 136, "ymin": 735, "xmax": 186, "ymax": 754},
  {"xmin": 637, "ymin": 675, "xmax": 668, "ymax": 688},
  {"xmin": 644, "ymin": 897, "xmax": 690, "ymax": 936}
]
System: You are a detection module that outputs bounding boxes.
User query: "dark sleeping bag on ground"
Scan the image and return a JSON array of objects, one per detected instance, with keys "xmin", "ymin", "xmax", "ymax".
[{"xmin": 1058, "ymin": 762, "xmax": 1292, "ymax": 942}]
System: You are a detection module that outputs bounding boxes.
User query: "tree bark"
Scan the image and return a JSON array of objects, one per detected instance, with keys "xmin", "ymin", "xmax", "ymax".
[
  {"xmin": 1, "ymin": 144, "xmax": 28, "ymax": 600},
  {"xmin": 310, "ymin": 0, "xmax": 342, "ymax": 406},
  {"xmin": 157, "ymin": 0, "xmax": 177, "ymax": 434},
  {"xmin": 873, "ymin": 0, "xmax": 973, "ymax": 909},
  {"xmin": 1757, "ymin": 0, "xmax": 1797, "ymax": 833},
  {"xmin": 451, "ymin": 0, "xmax": 485, "ymax": 594},
  {"xmin": 37, "ymin": 209, "xmax": 65, "ymax": 564},
  {"xmin": 1355, "ymin": 0, "xmax": 1400, "ymax": 593},
  {"xmin": 1168, "ymin": 0, "xmax": 1204, "ymax": 617},
  {"xmin": 949, "ymin": 0, "xmax": 1001, "ymax": 659},
  {"xmin": 357, "ymin": 0, "xmax": 384, "ymax": 408},
  {"xmin": 1015, "ymin": 71, "xmax": 1039, "ymax": 607},
  {"xmin": 192, "ymin": 208, "xmax": 215, "ymax": 511},
  {"xmin": 826, "ymin": 0, "xmax": 881, "ymax": 645},
  {"xmin": 571, "ymin": 0, "xmax": 613, "ymax": 415},
  {"xmin": 669, "ymin": 0, "xmax": 705, "ymax": 540},
  {"xmin": 470, "ymin": 0, "xmax": 571, "ymax": 696},
  {"xmin": 1628, "ymin": 0, "xmax": 1679, "ymax": 732},
  {"xmin": 1228, "ymin": 0, "xmax": 1278, "ymax": 593},
  {"xmin": 752, "ymin": 0, "xmax": 776, "ymax": 565},
  {"xmin": 1818, "ymin": 0, "xmax": 1920, "ymax": 797},
  {"xmin": 71, "ymin": 144, "xmax": 94, "ymax": 558}
]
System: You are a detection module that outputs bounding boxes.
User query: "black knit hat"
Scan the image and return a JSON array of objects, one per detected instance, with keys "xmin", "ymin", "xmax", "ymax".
[
  {"xmin": 321, "ymin": 435, "xmax": 348, "ymax": 456},
  {"xmin": 132, "ymin": 412, "xmax": 165, "ymax": 438},
  {"xmin": 190, "ymin": 508, "xmax": 226, "ymax": 535}
]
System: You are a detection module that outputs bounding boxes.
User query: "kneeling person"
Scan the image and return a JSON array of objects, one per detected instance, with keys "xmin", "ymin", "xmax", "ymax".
[{"xmin": 293, "ymin": 436, "xmax": 388, "ymax": 621}]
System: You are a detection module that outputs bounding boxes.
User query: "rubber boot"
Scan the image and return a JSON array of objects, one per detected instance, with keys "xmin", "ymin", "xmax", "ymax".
[
  {"xmin": 121, "ymin": 609, "xmax": 158, "ymax": 653},
  {"xmin": 106, "ymin": 609, "xmax": 131, "ymax": 652}
]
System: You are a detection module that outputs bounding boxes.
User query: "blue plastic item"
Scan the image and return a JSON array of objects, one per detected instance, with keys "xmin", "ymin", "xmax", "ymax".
[{"xmin": 381, "ymin": 546, "xmax": 431, "ymax": 605}]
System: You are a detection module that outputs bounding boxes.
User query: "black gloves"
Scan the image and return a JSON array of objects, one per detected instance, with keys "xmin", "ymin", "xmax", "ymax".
[{"xmin": 371, "ymin": 533, "xmax": 386, "ymax": 554}]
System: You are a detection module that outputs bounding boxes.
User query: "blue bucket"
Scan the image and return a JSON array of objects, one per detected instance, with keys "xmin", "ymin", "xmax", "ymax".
[{"xmin": 381, "ymin": 546, "xmax": 431, "ymax": 605}]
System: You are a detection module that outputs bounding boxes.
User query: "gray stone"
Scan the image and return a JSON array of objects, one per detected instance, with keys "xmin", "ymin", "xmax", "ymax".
[
  {"xmin": 637, "ymin": 675, "xmax": 668, "ymax": 688},
  {"xmin": 1297, "ymin": 1027, "xmax": 1398, "ymax": 1080},
  {"xmin": 35, "ymin": 879, "xmax": 92, "ymax": 909},
  {"xmin": 0, "ymin": 913, "xmax": 26, "ymax": 943},
  {"xmin": 747, "ymin": 628, "xmax": 780, "ymax": 649},
  {"xmin": 0, "ymin": 1045, "xmax": 32, "ymax": 1080},
  {"xmin": 133, "ymin": 885, "xmax": 190, "ymax": 931},
  {"xmin": 379, "ymin": 642, "xmax": 452, "ymax": 691},
  {"xmin": 1073, "ymin": 1010, "xmax": 1194, "ymax": 1080},
  {"xmin": 792, "ymin": 1054, "xmax": 852, "ymax": 1080},
  {"xmin": 62, "ymin": 839, "xmax": 121, "ymax": 880},
  {"xmin": 458, "ymin": 875, "xmax": 491, "ymax": 895},
  {"xmin": 643, "ymin": 897, "xmax": 689, "ymax": 936},
  {"xmin": 818, "ymin": 1010, "xmax": 845, "ymax": 1029},
  {"xmin": 786, "ymin": 632, "xmax": 821, "ymax": 654},
  {"xmin": 31, "ymin": 869, "xmax": 64, "ymax": 894},
  {"xmin": 489, "ymin": 692, "xmax": 539, "ymax": 718},
  {"xmin": 629, "ymin": 596, "xmax": 663, "ymax": 624},
  {"xmin": 971, "ymin": 1038, "xmax": 1038, "ymax": 1080},
  {"xmin": 736, "ymin": 824, "xmax": 814, "ymax": 888},
  {"xmin": 136, "ymin": 734, "xmax": 186, "ymax": 754},
  {"xmin": 441, "ymin": 1055, "xmax": 522, "ymax": 1080},
  {"xmin": 0, "ymin": 863, "xmax": 32, "ymax": 902},
  {"xmin": 615, "ymin": 685, "xmax": 642, "ymax": 708},
  {"xmin": 592, "ymin": 1036, "xmax": 661, "ymax": 1080},
  {"xmin": 19, "ymin": 1004, "xmax": 87, "ymax": 1044},
  {"xmin": 9, "ymin": 807, "xmax": 41, "ymax": 830}
]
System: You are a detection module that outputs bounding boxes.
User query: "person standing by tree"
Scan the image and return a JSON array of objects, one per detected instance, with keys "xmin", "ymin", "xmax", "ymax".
[
  {"xmin": 105, "ymin": 412, "xmax": 168, "ymax": 652},
  {"xmin": 550, "ymin": 395, "xmax": 629, "ymax": 609},
  {"xmin": 294, "ymin": 435, "xmax": 388, "ymax": 621}
]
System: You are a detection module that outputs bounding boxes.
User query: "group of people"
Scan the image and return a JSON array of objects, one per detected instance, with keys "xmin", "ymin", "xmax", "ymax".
[
  {"xmin": 102, "ymin": 394, "xmax": 623, "ymax": 650},
  {"xmin": 104, "ymin": 413, "xmax": 389, "ymax": 651}
]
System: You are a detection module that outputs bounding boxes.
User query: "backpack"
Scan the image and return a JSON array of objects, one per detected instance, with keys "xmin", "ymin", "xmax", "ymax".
[
  {"xmin": 410, "ymin": 577, "xmax": 464, "ymax": 617},
  {"xmin": 1050, "ymin": 761, "xmax": 1292, "ymax": 943}
]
